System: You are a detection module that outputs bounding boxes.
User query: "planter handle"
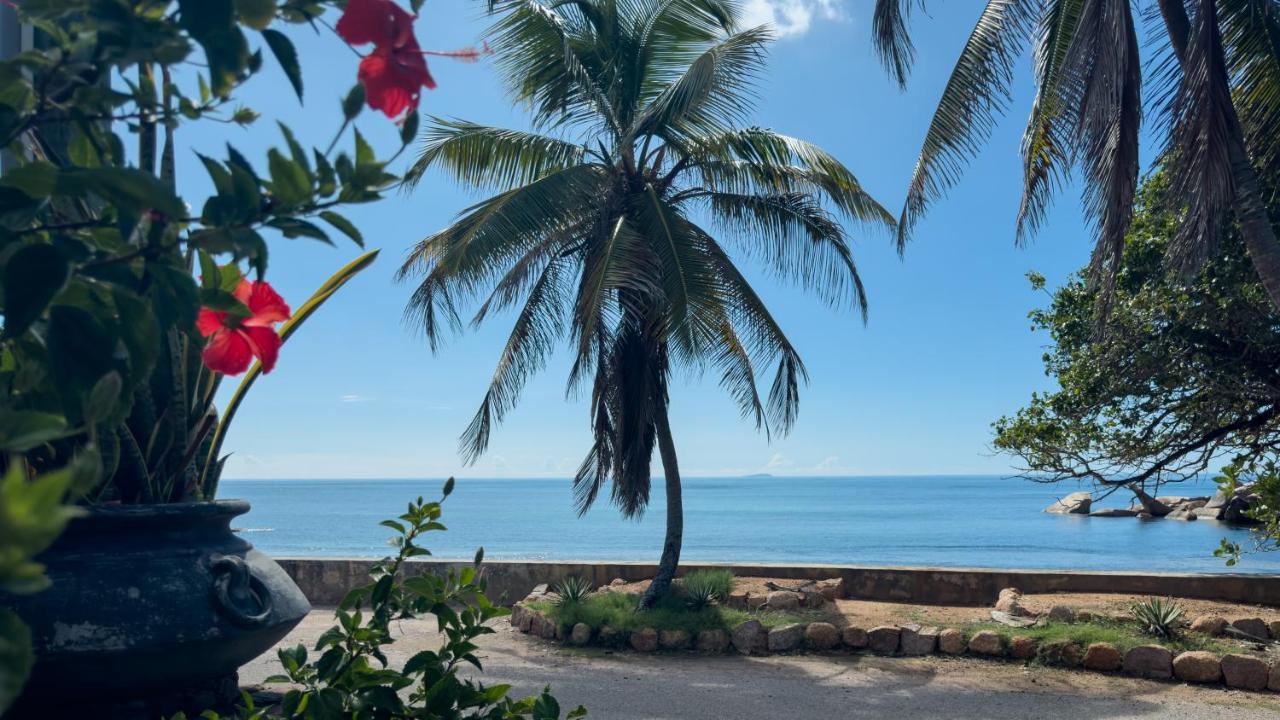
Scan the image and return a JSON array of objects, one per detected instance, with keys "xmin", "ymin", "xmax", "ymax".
[{"xmin": 211, "ymin": 554, "xmax": 273, "ymax": 629}]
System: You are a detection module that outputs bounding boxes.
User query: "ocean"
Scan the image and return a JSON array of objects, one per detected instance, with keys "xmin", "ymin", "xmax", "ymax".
[{"xmin": 219, "ymin": 475, "xmax": 1280, "ymax": 574}]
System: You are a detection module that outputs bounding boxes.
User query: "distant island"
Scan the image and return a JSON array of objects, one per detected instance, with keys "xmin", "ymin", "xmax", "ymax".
[{"xmin": 742, "ymin": 473, "xmax": 774, "ymax": 478}]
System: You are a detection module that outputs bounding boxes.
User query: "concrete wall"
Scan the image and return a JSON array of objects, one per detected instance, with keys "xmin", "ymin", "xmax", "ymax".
[{"xmin": 275, "ymin": 558, "xmax": 1280, "ymax": 607}]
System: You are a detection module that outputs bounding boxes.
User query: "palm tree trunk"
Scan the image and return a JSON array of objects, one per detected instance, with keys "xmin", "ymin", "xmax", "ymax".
[
  {"xmin": 1158, "ymin": 0, "xmax": 1280, "ymax": 312},
  {"xmin": 638, "ymin": 404, "xmax": 683, "ymax": 609}
]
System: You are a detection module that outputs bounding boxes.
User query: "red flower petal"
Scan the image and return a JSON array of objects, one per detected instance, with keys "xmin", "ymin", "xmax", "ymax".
[
  {"xmin": 196, "ymin": 308, "xmax": 226, "ymax": 337},
  {"xmin": 358, "ymin": 46, "xmax": 435, "ymax": 119},
  {"xmin": 202, "ymin": 329, "xmax": 254, "ymax": 376},
  {"xmin": 335, "ymin": 0, "xmax": 413, "ymax": 47},
  {"xmin": 242, "ymin": 280, "xmax": 291, "ymax": 326},
  {"xmin": 243, "ymin": 326, "xmax": 283, "ymax": 374}
]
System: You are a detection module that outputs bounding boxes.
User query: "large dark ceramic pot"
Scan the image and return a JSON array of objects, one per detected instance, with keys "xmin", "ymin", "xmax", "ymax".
[{"xmin": 4, "ymin": 500, "xmax": 309, "ymax": 716}]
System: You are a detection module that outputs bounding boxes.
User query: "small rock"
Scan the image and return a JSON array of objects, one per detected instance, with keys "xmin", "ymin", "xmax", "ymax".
[
  {"xmin": 1135, "ymin": 511, "xmax": 1153, "ymax": 519},
  {"xmin": 658, "ymin": 629, "xmax": 690, "ymax": 650},
  {"xmin": 815, "ymin": 578, "xmax": 844, "ymax": 601},
  {"xmin": 1045, "ymin": 491, "xmax": 1092, "ymax": 514},
  {"xmin": 867, "ymin": 625, "xmax": 901, "ymax": 655},
  {"xmin": 1189, "ymin": 615, "xmax": 1227, "ymax": 636},
  {"xmin": 768, "ymin": 623, "xmax": 805, "ymax": 652},
  {"xmin": 630, "ymin": 628, "xmax": 658, "ymax": 652},
  {"xmin": 1123, "ymin": 645, "xmax": 1173, "ymax": 679},
  {"xmin": 1089, "ymin": 508, "xmax": 1139, "ymax": 517},
  {"xmin": 1269, "ymin": 663, "xmax": 1280, "ymax": 692},
  {"xmin": 726, "ymin": 592, "xmax": 748, "ymax": 609},
  {"xmin": 994, "ymin": 588, "xmax": 1030, "ymax": 617},
  {"xmin": 510, "ymin": 604, "xmax": 525, "ymax": 629},
  {"xmin": 900, "ymin": 625, "xmax": 939, "ymax": 656},
  {"xmin": 1231, "ymin": 618, "xmax": 1270, "ymax": 640},
  {"xmin": 1038, "ymin": 639, "xmax": 1081, "ymax": 667},
  {"xmin": 610, "ymin": 578, "xmax": 626, "ymax": 586},
  {"xmin": 747, "ymin": 594, "xmax": 768, "ymax": 610},
  {"xmin": 527, "ymin": 613, "xmax": 549, "ymax": 639},
  {"xmin": 569, "ymin": 623, "xmax": 592, "ymax": 646},
  {"xmin": 842, "ymin": 626, "xmax": 869, "ymax": 649},
  {"xmin": 731, "ymin": 620, "xmax": 768, "ymax": 655},
  {"xmin": 937, "ymin": 628, "xmax": 966, "ymax": 655},
  {"xmin": 1172, "ymin": 651, "xmax": 1221, "ymax": 683},
  {"xmin": 598, "ymin": 626, "xmax": 620, "ymax": 644},
  {"xmin": 1009, "ymin": 635, "xmax": 1038, "ymax": 660},
  {"xmin": 695, "ymin": 629, "xmax": 730, "ymax": 653},
  {"xmin": 968, "ymin": 630, "xmax": 1004, "ymax": 656},
  {"xmin": 1268, "ymin": 620, "xmax": 1280, "ymax": 639},
  {"xmin": 1221, "ymin": 654, "xmax": 1270, "ymax": 691},
  {"xmin": 1082, "ymin": 642, "xmax": 1122, "ymax": 671},
  {"xmin": 1047, "ymin": 605, "xmax": 1076, "ymax": 623},
  {"xmin": 1075, "ymin": 610, "xmax": 1097, "ymax": 623},
  {"xmin": 801, "ymin": 590, "xmax": 826, "ymax": 608},
  {"xmin": 530, "ymin": 583, "xmax": 549, "ymax": 596},
  {"xmin": 804, "ymin": 622, "xmax": 840, "ymax": 650},
  {"xmin": 765, "ymin": 590, "xmax": 801, "ymax": 611}
]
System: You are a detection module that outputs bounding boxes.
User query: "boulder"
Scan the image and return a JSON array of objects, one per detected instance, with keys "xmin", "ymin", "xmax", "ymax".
[
  {"xmin": 1204, "ymin": 483, "xmax": 1259, "ymax": 523},
  {"xmin": 658, "ymin": 629, "xmax": 690, "ymax": 650},
  {"xmin": 1089, "ymin": 508, "xmax": 1139, "ymax": 518},
  {"xmin": 1189, "ymin": 615, "xmax": 1228, "ymax": 636},
  {"xmin": 509, "ymin": 604, "xmax": 526, "ymax": 629},
  {"xmin": 816, "ymin": 578, "xmax": 844, "ymax": 601},
  {"xmin": 1270, "ymin": 663, "xmax": 1280, "ymax": 692},
  {"xmin": 630, "ymin": 628, "xmax": 658, "ymax": 652},
  {"xmin": 1009, "ymin": 635, "xmax": 1038, "ymax": 660},
  {"xmin": 1075, "ymin": 610, "xmax": 1097, "ymax": 623},
  {"xmin": 1123, "ymin": 645, "xmax": 1173, "ymax": 679},
  {"xmin": 1045, "ymin": 492, "xmax": 1092, "ymax": 514},
  {"xmin": 1269, "ymin": 620, "xmax": 1280, "ymax": 639},
  {"xmin": 804, "ymin": 622, "xmax": 840, "ymax": 650},
  {"xmin": 747, "ymin": 594, "xmax": 768, "ymax": 610},
  {"xmin": 1230, "ymin": 618, "xmax": 1270, "ymax": 640},
  {"xmin": 867, "ymin": 625, "xmax": 901, "ymax": 655},
  {"xmin": 598, "ymin": 626, "xmax": 620, "ymax": 645},
  {"xmin": 937, "ymin": 628, "xmax": 966, "ymax": 655},
  {"xmin": 1083, "ymin": 642, "xmax": 1122, "ymax": 671},
  {"xmin": 1038, "ymin": 639, "xmax": 1082, "ymax": 667},
  {"xmin": 731, "ymin": 620, "xmax": 768, "ymax": 655},
  {"xmin": 1047, "ymin": 605, "xmax": 1076, "ymax": 623},
  {"xmin": 696, "ymin": 629, "xmax": 730, "ymax": 653},
  {"xmin": 1221, "ymin": 654, "xmax": 1270, "ymax": 691},
  {"xmin": 1172, "ymin": 651, "xmax": 1222, "ymax": 683},
  {"xmin": 900, "ymin": 625, "xmax": 939, "ymax": 656},
  {"xmin": 1167, "ymin": 508, "xmax": 1199, "ymax": 521},
  {"xmin": 609, "ymin": 577, "xmax": 627, "ymax": 586},
  {"xmin": 968, "ymin": 630, "xmax": 1004, "ymax": 656},
  {"xmin": 801, "ymin": 590, "xmax": 826, "ymax": 608},
  {"xmin": 767, "ymin": 623, "xmax": 805, "ymax": 653},
  {"xmin": 765, "ymin": 590, "xmax": 801, "ymax": 611},
  {"xmin": 568, "ymin": 623, "xmax": 592, "ymax": 646},
  {"xmin": 726, "ymin": 592, "xmax": 748, "ymax": 609},
  {"xmin": 842, "ymin": 626, "xmax": 869, "ymax": 649},
  {"xmin": 995, "ymin": 588, "xmax": 1029, "ymax": 616},
  {"xmin": 1129, "ymin": 485, "xmax": 1173, "ymax": 516}
]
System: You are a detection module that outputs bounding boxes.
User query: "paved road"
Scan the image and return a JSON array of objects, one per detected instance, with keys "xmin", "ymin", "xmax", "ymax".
[{"xmin": 241, "ymin": 612, "xmax": 1280, "ymax": 719}]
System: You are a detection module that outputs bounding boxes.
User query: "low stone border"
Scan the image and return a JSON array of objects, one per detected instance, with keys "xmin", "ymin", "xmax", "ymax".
[{"xmin": 510, "ymin": 603, "xmax": 1280, "ymax": 694}]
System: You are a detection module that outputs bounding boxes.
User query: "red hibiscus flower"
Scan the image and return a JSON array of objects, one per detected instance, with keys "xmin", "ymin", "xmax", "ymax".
[
  {"xmin": 197, "ymin": 279, "xmax": 292, "ymax": 376},
  {"xmin": 337, "ymin": 0, "xmax": 436, "ymax": 120}
]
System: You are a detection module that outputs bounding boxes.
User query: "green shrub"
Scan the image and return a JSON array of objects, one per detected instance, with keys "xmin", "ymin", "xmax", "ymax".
[
  {"xmin": 1130, "ymin": 597, "xmax": 1184, "ymax": 638},
  {"xmin": 679, "ymin": 569, "xmax": 735, "ymax": 610},
  {"xmin": 532, "ymin": 589, "xmax": 815, "ymax": 638},
  {"xmin": 554, "ymin": 576, "xmax": 593, "ymax": 605}
]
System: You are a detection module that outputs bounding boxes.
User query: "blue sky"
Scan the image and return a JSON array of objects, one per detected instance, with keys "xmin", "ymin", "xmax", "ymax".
[{"xmin": 200, "ymin": 1, "xmax": 1106, "ymax": 480}]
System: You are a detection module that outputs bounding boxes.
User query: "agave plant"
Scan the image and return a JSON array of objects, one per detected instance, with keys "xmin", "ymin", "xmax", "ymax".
[
  {"xmin": 553, "ymin": 576, "xmax": 594, "ymax": 606},
  {"xmin": 679, "ymin": 569, "xmax": 734, "ymax": 611},
  {"xmin": 1131, "ymin": 596, "xmax": 1185, "ymax": 638}
]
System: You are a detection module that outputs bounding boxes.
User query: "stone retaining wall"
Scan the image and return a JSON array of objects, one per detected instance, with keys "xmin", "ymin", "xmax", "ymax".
[{"xmin": 275, "ymin": 558, "xmax": 1280, "ymax": 607}]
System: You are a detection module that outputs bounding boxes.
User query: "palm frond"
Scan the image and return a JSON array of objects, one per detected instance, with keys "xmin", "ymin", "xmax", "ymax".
[
  {"xmin": 898, "ymin": 0, "xmax": 1038, "ymax": 250},
  {"xmin": 873, "ymin": 0, "xmax": 926, "ymax": 88},
  {"xmin": 1017, "ymin": 0, "xmax": 1085, "ymax": 243},
  {"xmin": 406, "ymin": 119, "xmax": 586, "ymax": 192},
  {"xmin": 1165, "ymin": 0, "xmax": 1239, "ymax": 273},
  {"xmin": 1220, "ymin": 0, "xmax": 1280, "ymax": 179}
]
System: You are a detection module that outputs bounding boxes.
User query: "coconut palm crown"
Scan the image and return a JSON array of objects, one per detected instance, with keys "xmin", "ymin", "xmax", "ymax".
[
  {"xmin": 399, "ymin": 0, "xmax": 893, "ymax": 605},
  {"xmin": 873, "ymin": 0, "xmax": 1280, "ymax": 316}
]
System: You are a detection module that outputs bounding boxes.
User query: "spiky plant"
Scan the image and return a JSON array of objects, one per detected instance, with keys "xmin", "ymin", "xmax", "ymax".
[
  {"xmin": 400, "ymin": 0, "xmax": 892, "ymax": 607},
  {"xmin": 553, "ymin": 576, "xmax": 594, "ymax": 606},
  {"xmin": 872, "ymin": 0, "xmax": 1280, "ymax": 317},
  {"xmin": 679, "ymin": 569, "xmax": 735, "ymax": 610},
  {"xmin": 1131, "ymin": 596, "xmax": 1185, "ymax": 638}
]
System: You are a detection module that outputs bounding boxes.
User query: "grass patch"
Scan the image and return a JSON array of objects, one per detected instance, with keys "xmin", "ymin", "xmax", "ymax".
[
  {"xmin": 529, "ymin": 589, "xmax": 821, "ymax": 640},
  {"xmin": 960, "ymin": 619, "xmax": 1239, "ymax": 655}
]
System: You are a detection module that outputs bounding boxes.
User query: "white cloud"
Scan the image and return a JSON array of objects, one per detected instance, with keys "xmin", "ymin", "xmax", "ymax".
[
  {"xmin": 764, "ymin": 452, "xmax": 794, "ymax": 471},
  {"xmin": 814, "ymin": 455, "xmax": 840, "ymax": 471},
  {"xmin": 340, "ymin": 394, "xmax": 369, "ymax": 403},
  {"xmin": 740, "ymin": 0, "xmax": 842, "ymax": 38}
]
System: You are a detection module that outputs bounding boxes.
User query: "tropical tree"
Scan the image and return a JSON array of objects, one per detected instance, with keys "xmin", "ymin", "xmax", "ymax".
[
  {"xmin": 399, "ymin": 0, "xmax": 892, "ymax": 606},
  {"xmin": 871, "ymin": 0, "xmax": 1280, "ymax": 316}
]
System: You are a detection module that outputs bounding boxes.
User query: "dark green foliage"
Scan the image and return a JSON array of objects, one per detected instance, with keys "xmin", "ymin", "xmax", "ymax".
[
  {"xmin": 177, "ymin": 480, "xmax": 585, "ymax": 720},
  {"xmin": 533, "ymin": 589, "xmax": 814, "ymax": 638},
  {"xmin": 678, "ymin": 569, "xmax": 734, "ymax": 610},
  {"xmin": 1130, "ymin": 597, "xmax": 1185, "ymax": 639},
  {"xmin": 553, "ymin": 576, "xmax": 593, "ymax": 605}
]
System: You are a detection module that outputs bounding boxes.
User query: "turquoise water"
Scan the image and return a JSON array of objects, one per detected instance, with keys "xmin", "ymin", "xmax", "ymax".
[{"xmin": 219, "ymin": 476, "xmax": 1280, "ymax": 574}]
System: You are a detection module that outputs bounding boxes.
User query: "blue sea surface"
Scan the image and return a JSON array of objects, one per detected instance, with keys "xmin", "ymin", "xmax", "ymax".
[{"xmin": 219, "ymin": 476, "xmax": 1280, "ymax": 574}]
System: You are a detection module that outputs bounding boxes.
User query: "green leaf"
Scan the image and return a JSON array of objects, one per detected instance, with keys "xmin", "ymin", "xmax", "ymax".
[
  {"xmin": 267, "ymin": 148, "xmax": 310, "ymax": 205},
  {"xmin": 342, "ymin": 84, "xmax": 366, "ymax": 120},
  {"xmin": 262, "ymin": 29, "xmax": 302, "ymax": 100},
  {"xmin": 0, "ymin": 609, "xmax": 32, "ymax": 715},
  {"xmin": 400, "ymin": 111, "xmax": 419, "ymax": 145},
  {"xmin": 83, "ymin": 371, "xmax": 122, "ymax": 424},
  {"xmin": 0, "ymin": 161, "xmax": 57, "ymax": 198},
  {"xmin": 0, "ymin": 411, "xmax": 69, "ymax": 452},
  {"xmin": 2, "ymin": 243, "xmax": 69, "ymax": 338},
  {"xmin": 236, "ymin": 0, "xmax": 277, "ymax": 30},
  {"xmin": 56, "ymin": 167, "xmax": 184, "ymax": 218},
  {"xmin": 319, "ymin": 211, "xmax": 363, "ymax": 246}
]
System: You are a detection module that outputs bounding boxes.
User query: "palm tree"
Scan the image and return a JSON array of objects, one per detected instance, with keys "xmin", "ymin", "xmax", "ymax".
[
  {"xmin": 399, "ymin": 0, "xmax": 892, "ymax": 607},
  {"xmin": 872, "ymin": 0, "xmax": 1280, "ymax": 315}
]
